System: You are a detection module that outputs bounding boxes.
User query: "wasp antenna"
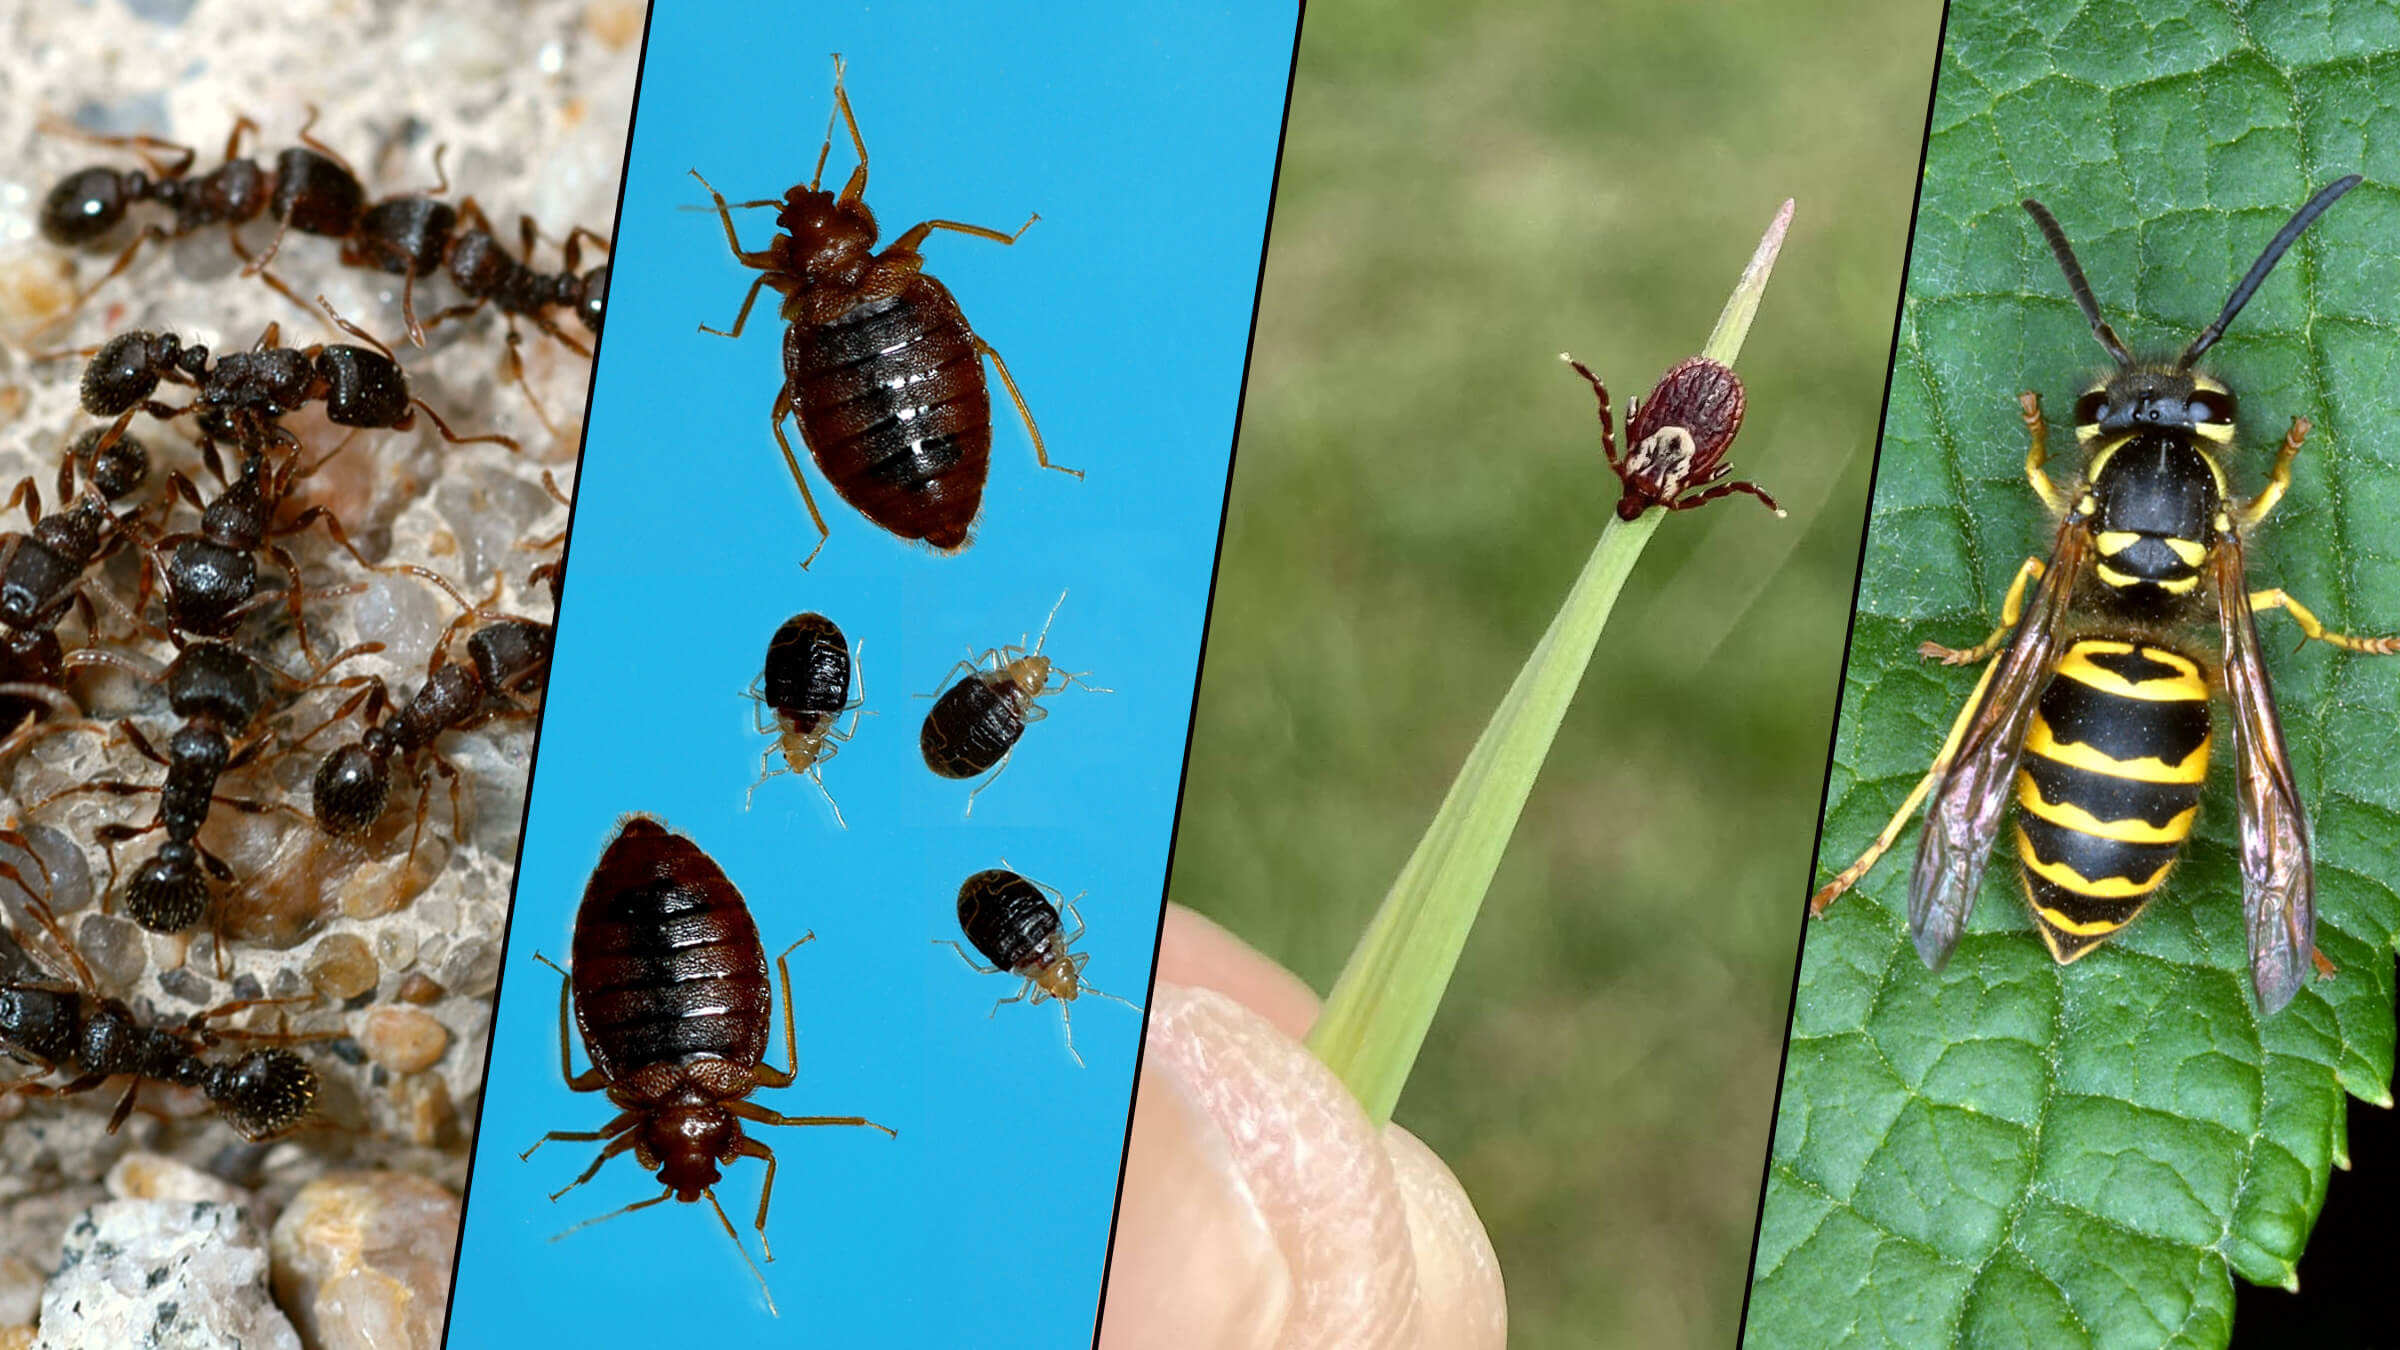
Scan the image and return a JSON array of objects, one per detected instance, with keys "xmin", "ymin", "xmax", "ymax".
[
  {"xmin": 2179, "ymin": 174, "xmax": 2363, "ymax": 368},
  {"xmin": 2023, "ymin": 198, "xmax": 2134, "ymax": 366}
]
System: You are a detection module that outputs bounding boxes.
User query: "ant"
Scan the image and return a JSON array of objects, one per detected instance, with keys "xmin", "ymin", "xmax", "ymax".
[
  {"xmin": 29, "ymin": 638, "xmax": 378, "ymax": 935},
  {"xmin": 35, "ymin": 111, "xmax": 367, "ymax": 326},
  {"xmin": 74, "ymin": 299, "xmax": 520, "ymax": 472},
  {"xmin": 308, "ymin": 608, "xmax": 551, "ymax": 873},
  {"xmin": 0, "ymin": 868, "xmax": 317, "ymax": 1141},
  {"xmin": 0, "ymin": 429, "xmax": 153, "ymax": 756}
]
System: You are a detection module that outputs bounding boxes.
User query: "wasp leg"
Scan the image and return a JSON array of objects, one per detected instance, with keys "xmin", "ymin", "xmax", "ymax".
[
  {"xmin": 2019, "ymin": 392, "xmax": 2069, "ymax": 515},
  {"xmin": 2239, "ymin": 416, "xmax": 2311, "ymax": 529},
  {"xmin": 1920, "ymin": 557, "xmax": 2047, "ymax": 667},
  {"xmin": 2249, "ymin": 589, "xmax": 2400, "ymax": 655},
  {"xmin": 1809, "ymin": 655, "xmax": 2007, "ymax": 916}
]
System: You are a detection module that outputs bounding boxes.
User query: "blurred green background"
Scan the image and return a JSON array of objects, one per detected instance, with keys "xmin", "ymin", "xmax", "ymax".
[{"xmin": 1162, "ymin": 1, "xmax": 1942, "ymax": 1344}]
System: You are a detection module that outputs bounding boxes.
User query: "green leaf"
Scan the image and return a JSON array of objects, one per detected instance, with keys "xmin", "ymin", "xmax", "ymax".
[{"xmin": 1747, "ymin": 9, "xmax": 2400, "ymax": 1348}]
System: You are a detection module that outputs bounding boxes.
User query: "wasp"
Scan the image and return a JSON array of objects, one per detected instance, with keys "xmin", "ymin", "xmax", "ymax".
[{"xmin": 1809, "ymin": 175, "xmax": 2395, "ymax": 1014}]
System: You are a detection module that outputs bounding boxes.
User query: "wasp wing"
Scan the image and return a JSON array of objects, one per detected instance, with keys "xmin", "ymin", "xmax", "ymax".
[
  {"xmin": 2213, "ymin": 536, "xmax": 2314, "ymax": 1013},
  {"xmin": 1906, "ymin": 521, "xmax": 2090, "ymax": 970}
]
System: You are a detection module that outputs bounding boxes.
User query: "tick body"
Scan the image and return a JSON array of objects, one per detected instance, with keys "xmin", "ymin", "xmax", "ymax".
[
  {"xmin": 521, "ymin": 816, "xmax": 892, "ymax": 1313},
  {"xmin": 936, "ymin": 868, "xmax": 1141, "ymax": 1068},
  {"xmin": 748, "ymin": 612, "xmax": 864, "ymax": 820},
  {"xmin": 918, "ymin": 591, "xmax": 1102, "ymax": 812},
  {"xmin": 1562, "ymin": 354, "xmax": 1782, "ymax": 520},
  {"xmin": 691, "ymin": 55, "xmax": 1077, "ymax": 567}
]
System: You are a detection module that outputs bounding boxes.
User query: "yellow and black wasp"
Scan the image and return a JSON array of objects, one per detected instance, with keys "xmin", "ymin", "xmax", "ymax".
[{"xmin": 1810, "ymin": 175, "xmax": 2398, "ymax": 1014}]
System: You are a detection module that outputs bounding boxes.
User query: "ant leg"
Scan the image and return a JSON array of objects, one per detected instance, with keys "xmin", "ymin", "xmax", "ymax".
[
  {"xmin": 502, "ymin": 328, "xmax": 562, "ymax": 438},
  {"xmin": 398, "ymin": 399, "xmax": 522, "ymax": 455},
  {"xmin": 1561, "ymin": 355, "xmax": 1622, "ymax": 473},
  {"xmin": 768, "ymin": 391, "xmax": 833, "ymax": 569},
  {"xmin": 36, "ymin": 224, "xmax": 171, "ymax": 333},
  {"xmin": 524, "ymin": 310, "xmax": 594, "ymax": 361},
  {"xmin": 971, "ymin": 336, "xmax": 1079, "ymax": 480},
  {"xmin": 563, "ymin": 225, "xmax": 611, "ymax": 263}
]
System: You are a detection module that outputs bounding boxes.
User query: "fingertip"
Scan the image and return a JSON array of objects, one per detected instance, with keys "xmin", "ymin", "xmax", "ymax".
[
  {"xmin": 1385, "ymin": 1125, "xmax": 1508, "ymax": 1350},
  {"xmin": 1157, "ymin": 903, "xmax": 1321, "ymax": 1039}
]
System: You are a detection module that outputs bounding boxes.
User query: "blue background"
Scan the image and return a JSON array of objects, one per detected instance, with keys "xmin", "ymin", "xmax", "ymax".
[{"xmin": 447, "ymin": 3, "xmax": 1295, "ymax": 1345}]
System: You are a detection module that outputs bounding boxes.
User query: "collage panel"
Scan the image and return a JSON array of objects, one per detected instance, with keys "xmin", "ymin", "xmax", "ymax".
[
  {"xmin": 447, "ymin": 3, "xmax": 1298, "ymax": 1346},
  {"xmin": 1750, "ymin": 4, "xmax": 2400, "ymax": 1347},
  {"xmin": 1100, "ymin": 2, "xmax": 1942, "ymax": 1348},
  {"xmin": 0, "ymin": 2, "xmax": 625, "ymax": 1347}
]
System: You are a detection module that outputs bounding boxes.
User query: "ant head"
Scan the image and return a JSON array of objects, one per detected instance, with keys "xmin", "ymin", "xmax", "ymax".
[
  {"xmin": 577, "ymin": 265, "xmax": 609, "ymax": 335},
  {"xmin": 647, "ymin": 1107, "xmax": 735, "ymax": 1201},
  {"xmin": 206, "ymin": 1048, "xmax": 318, "ymax": 1141},
  {"xmin": 311, "ymin": 742, "xmax": 392, "ymax": 835},
  {"xmin": 39, "ymin": 167, "xmax": 129, "ymax": 246},
  {"xmin": 79, "ymin": 331, "xmax": 173, "ymax": 417},
  {"xmin": 126, "ymin": 843, "xmax": 209, "ymax": 933}
]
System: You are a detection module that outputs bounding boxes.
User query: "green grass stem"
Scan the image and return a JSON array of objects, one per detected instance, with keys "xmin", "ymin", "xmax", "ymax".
[{"xmin": 1305, "ymin": 199, "xmax": 1797, "ymax": 1127}]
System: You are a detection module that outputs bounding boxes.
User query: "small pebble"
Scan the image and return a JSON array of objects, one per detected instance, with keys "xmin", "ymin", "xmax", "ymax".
[
  {"xmin": 306, "ymin": 934, "xmax": 379, "ymax": 1002},
  {"xmin": 270, "ymin": 1173, "xmax": 459, "ymax": 1350},
  {"xmin": 396, "ymin": 973, "xmax": 445, "ymax": 1005},
  {"xmin": 105, "ymin": 1151, "xmax": 247, "ymax": 1206},
  {"xmin": 399, "ymin": 1074, "xmax": 455, "ymax": 1150},
  {"xmin": 33, "ymin": 1200, "xmax": 299, "ymax": 1350},
  {"xmin": 362, "ymin": 1008, "xmax": 448, "ymax": 1075}
]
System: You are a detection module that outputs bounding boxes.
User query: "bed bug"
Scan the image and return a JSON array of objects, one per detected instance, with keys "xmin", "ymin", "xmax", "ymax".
[
  {"xmin": 1560, "ymin": 353, "xmax": 1783, "ymax": 520},
  {"xmin": 918, "ymin": 591, "xmax": 1105, "ymax": 814},
  {"xmin": 934, "ymin": 867, "xmax": 1142, "ymax": 1068},
  {"xmin": 689, "ymin": 55, "xmax": 1079, "ymax": 567},
  {"xmin": 746, "ymin": 612, "xmax": 866, "ymax": 823},
  {"xmin": 520, "ymin": 816, "xmax": 894, "ymax": 1315},
  {"xmin": 1808, "ymin": 176, "xmax": 2387, "ymax": 1013}
]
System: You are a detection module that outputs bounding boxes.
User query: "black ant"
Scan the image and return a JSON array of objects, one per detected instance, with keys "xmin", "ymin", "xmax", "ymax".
[
  {"xmin": 35, "ymin": 111, "xmax": 365, "ymax": 327},
  {"xmin": 0, "ymin": 429, "xmax": 153, "ymax": 755},
  {"xmin": 0, "ymin": 869, "xmax": 316, "ymax": 1141},
  {"xmin": 29, "ymin": 638, "xmax": 377, "ymax": 935},
  {"xmin": 74, "ymin": 300, "xmax": 520, "ymax": 471}
]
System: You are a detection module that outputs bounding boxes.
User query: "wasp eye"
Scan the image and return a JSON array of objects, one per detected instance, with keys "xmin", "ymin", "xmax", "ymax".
[
  {"xmin": 2073, "ymin": 391, "xmax": 2108, "ymax": 426},
  {"xmin": 2189, "ymin": 390, "xmax": 2236, "ymax": 424}
]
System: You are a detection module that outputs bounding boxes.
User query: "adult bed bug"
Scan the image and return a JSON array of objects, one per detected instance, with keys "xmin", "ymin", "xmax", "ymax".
[
  {"xmin": 1808, "ymin": 176, "xmax": 2390, "ymax": 1013},
  {"xmin": 935, "ymin": 867, "xmax": 1141, "ymax": 1068},
  {"xmin": 689, "ymin": 55, "xmax": 1079, "ymax": 566},
  {"xmin": 520, "ymin": 816, "xmax": 894, "ymax": 1314}
]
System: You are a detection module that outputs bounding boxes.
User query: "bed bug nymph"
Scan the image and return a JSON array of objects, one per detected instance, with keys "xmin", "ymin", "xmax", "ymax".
[
  {"xmin": 934, "ymin": 867, "xmax": 1142, "ymax": 1068},
  {"xmin": 689, "ymin": 54, "xmax": 1079, "ymax": 567},
  {"xmin": 1807, "ymin": 176, "xmax": 2391, "ymax": 1013},
  {"xmin": 918, "ymin": 590, "xmax": 1107, "ymax": 814},
  {"xmin": 1561, "ymin": 354, "xmax": 1782, "ymax": 520},
  {"xmin": 520, "ymin": 816, "xmax": 894, "ymax": 1315},
  {"xmin": 746, "ymin": 612, "xmax": 867, "ymax": 825}
]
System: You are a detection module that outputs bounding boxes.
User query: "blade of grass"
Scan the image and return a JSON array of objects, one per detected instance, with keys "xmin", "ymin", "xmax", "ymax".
[{"xmin": 1306, "ymin": 199, "xmax": 1796, "ymax": 1128}]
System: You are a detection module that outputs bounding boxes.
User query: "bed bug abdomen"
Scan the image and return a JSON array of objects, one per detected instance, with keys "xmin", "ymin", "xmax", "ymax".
[
  {"xmin": 781, "ymin": 279, "xmax": 993, "ymax": 551},
  {"xmin": 569, "ymin": 816, "xmax": 772, "ymax": 1081},
  {"xmin": 957, "ymin": 868, "xmax": 1067, "ymax": 978},
  {"xmin": 762, "ymin": 612, "xmax": 852, "ymax": 737},
  {"xmin": 919, "ymin": 667, "xmax": 1032, "ymax": 779}
]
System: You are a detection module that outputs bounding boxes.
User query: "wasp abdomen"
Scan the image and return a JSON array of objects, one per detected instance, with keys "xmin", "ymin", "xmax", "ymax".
[
  {"xmin": 783, "ymin": 279, "xmax": 991, "ymax": 549},
  {"xmin": 2012, "ymin": 640, "xmax": 2210, "ymax": 960}
]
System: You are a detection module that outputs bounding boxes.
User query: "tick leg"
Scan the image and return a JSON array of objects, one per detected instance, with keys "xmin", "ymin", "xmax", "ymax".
[
  {"xmin": 1670, "ymin": 478, "xmax": 1784, "ymax": 517},
  {"xmin": 1920, "ymin": 557, "xmax": 2047, "ymax": 667},
  {"xmin": 768, "ymin": 389, "xmax": 833, "ymax": 569},
  {"xmin": 2250, "ymin": 588, "xmax": 2400, "ymax": 654},
  {"xmin": 1561, "ymin": 356, "xmax": 1621, "ymax": 473},
  {"xmin": 2020, "ymin": 392, "xmax": 2067, "ymax": 515},
  {"xmin": 2240, "ymin": 417, "xmax": 2311, "ymax": 528},
  {"xmin": 1808, "ymin": 655, "xmax": 2008, "ymax": 916}
]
